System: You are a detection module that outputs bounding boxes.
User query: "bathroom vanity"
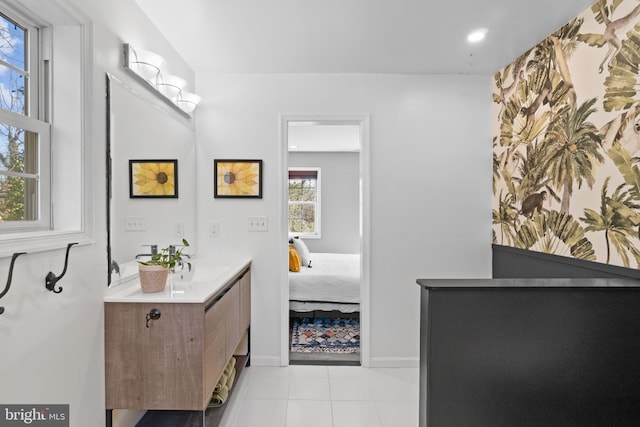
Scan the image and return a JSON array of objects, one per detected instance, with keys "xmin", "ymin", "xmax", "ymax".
[{"xmin": 104, "ymin": 257, "xmax": 251, "ymax": 422}]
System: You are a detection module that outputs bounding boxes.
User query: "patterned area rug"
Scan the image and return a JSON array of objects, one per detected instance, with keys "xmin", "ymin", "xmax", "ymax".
[{"xmin": 291, "ymin": 317, "xmax": 360, "ymax": 353}]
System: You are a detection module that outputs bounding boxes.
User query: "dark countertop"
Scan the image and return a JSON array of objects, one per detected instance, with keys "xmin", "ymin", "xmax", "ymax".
[{"xmin": 417, "ymin": 277, "xmax": 640, "ymax": 289}]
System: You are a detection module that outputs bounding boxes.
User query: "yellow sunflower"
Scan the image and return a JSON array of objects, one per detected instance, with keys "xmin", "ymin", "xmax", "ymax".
[
  {"xmin": 133, "ymin": 162, "xmax": 176, "ymax": 196},
  {"xmin": 217, "ymin": 162, "xmax": 259, "ymax": 196}
]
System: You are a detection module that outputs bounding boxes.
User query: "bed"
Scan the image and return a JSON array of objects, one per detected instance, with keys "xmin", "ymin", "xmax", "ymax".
[{"xmin": 288, "ymin": 252, "xmax": 360, "ymax": 314}]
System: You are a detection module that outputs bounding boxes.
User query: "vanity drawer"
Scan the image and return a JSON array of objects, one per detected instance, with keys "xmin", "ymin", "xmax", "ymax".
[
  {"xmin": 240, "ymin": 270, "xmax": 251, "ymax": 334},
  {"xmin": 204, "ymin": 295, "xmax": 226, "ymax": 405},
  {"xmin": 223, "ymin": 284, "xmax": 241, "ymax": 361}
]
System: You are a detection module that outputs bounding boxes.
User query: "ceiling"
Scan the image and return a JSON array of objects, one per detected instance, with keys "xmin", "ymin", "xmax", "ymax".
[{"xmin": 135, "ymin": 0, "xmax": 595, "ymax": 76}]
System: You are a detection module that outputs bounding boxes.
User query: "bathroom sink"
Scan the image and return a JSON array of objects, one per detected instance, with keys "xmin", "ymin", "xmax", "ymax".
[
  {"xmin": 169, "ymin": 264, "xmax": 229, "ymax": 296},
  {"xmin": 172, "ymin": 264, "xmax": 229, "ymax": 284}
]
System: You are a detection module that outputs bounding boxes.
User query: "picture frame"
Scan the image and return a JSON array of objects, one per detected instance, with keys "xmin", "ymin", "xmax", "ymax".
[
  {"xmin": 129, "ymin": 159, "xmax": 178, "ymax": 198},
  {"xmin": 214, "ymin": 159, "xmax": 263, "ymax": 198}
]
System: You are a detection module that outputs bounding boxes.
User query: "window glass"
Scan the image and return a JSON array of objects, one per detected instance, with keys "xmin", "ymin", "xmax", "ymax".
[
  {"xmin": 0, "ymin": 126, "xmax": 38, "ymax": 221},
  {"xmin": 0, "ymin": 13, "xmax": 27, "ymax": 115},
  {"xmin": 288, "ymin": 169, "xmax": 320, "ymax": 235}
]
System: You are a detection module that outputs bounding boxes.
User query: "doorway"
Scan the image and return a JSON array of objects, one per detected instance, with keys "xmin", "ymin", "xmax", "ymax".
[{"xmin": 280, "ymin": 115, "xmax": 370, "ymax": 367}]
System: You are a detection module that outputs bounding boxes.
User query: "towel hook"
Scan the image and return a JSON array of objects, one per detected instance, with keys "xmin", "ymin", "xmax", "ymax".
[
  {"xmin": 45, "ymin": 243, "xmax": 78, "ymax": 294},
  {"xmin": 0, "ymin": 252, "xmax": 27, "ymax": 315}
]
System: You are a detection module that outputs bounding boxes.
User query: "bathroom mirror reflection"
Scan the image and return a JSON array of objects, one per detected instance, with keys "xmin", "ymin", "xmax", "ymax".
[{"xmin": 106, "ymin": 73, "xmax": 197, "ymax": 285}]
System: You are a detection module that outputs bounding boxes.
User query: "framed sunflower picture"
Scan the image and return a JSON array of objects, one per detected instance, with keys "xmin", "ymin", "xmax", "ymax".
[
  {"xmin": 129, "ymin": 159, "xmax": 178, "ymax": 198},
  {"xmin": 214, "ymin": 159, "xmax": 262, "ymax": 198}
]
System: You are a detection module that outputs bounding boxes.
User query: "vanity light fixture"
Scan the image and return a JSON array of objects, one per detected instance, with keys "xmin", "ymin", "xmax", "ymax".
[
  {"xmin": 126, "ymin": 45, "xmax": 166, "ymax": 84},
  {"xmin": 123, "ymin": 44, "xmax": 201, "ymax": 116},
  {"xmin": 157, "ymin": 74, "xmax": 187, "ymax": 99},
  {"xmin": 173, "ymin": 91, "xmax": 202, "ymax": 114}
]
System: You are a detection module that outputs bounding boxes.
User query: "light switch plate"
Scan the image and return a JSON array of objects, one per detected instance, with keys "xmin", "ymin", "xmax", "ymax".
[
  {"xmin": 248, "ymin": 216, "xmax": 268, "ymax": 232},
  {"xmin": 208, "ymin": 222, "xmax": 220, "ymax": 238},
  {"xmin": 174, "ymin": 221, "xmax": 184, "ymax": 237},
  {"xmin": 125, "ymin": 216, "xmax": 144, "ymax": 231}
]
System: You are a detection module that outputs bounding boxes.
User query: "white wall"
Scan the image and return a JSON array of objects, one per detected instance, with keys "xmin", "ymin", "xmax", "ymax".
[
  {"xmin": 289, "ymin": 151, "xmax": 360, "ymax": 254},
  {"xmin": 195, "ymin": 73, "xmax": 493, "ymax": 366},
  {"xmin": 0, "ymin": 1, "xmax": 194, "ymax": 426}
]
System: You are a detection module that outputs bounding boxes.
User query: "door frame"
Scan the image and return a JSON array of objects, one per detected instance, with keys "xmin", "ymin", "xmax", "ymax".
[{"xmin": 279, "ymin": 114, "xmax": 371, "ymax": 366}]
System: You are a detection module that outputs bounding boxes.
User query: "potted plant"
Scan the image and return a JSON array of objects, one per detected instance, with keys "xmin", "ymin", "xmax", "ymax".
[{"xmin": 138, "ymin": 239, "xmax": 190, "ymax": 293}]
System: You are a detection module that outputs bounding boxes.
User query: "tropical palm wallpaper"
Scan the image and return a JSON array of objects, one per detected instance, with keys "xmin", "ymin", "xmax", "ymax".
[{"xmin": 493, "ymin": 0, "xmax": 640, "ymax": 269}]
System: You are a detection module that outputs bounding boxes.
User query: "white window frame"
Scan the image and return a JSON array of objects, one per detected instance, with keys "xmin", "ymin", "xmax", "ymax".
[
  {"xmin": 288, "ymin": 167, "xmax": 321, "ymax": 239},
  {"xmin": 0, "ymin": 10, "xmax": 52, "ymax": 232},
  {"xmin": 0, "ymin": 0, "xmax": 93, "ymax": 257}
]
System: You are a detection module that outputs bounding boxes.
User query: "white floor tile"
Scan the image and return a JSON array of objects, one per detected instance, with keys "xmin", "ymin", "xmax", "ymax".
[
  {"xmin": 332, "ymin": 401, "xmax": 382, "ymax": 427},
  {"xmin": 327, "ymin": 366, "xmax": 369, "ymax": 379},
  {"xmin": 245, "ymin": 375, "xmax": 291, "ymax": 400},
  {"xmin": 376, "ymin": 400, "xmax": 419, "ymax": 427},
  {"xmin": 288, "ymin": 365, "xmax": 329, "ymax": 378},
  {"xmin": 218, "ymin": 372, "xmax": 252, "ymax": 427},
  {"xmin": 329, "ymin": 377, "xmax": 373, "ymax": 401},
  {"xmin": 375, "ymin": 367, "xmax": 419, "ymax": 385},
  {"xmin": 284, "ymin": 400, "xmax": 333, "ymax": 427},
  {"xmin": 226, "ymin": 366, "xmax": 420, "ymax": 427},
  {"xmin": 289, "ymin": 376, "xmax": 331, "ymax": 400},
  {"xmin": 368, "ymin": 373, "xmax": 418, "ymax": 402},
  {"xmin": 232, "ymin": 399, "xmax": 287, "ymax": 427},
  {"xmin": 249, "ymin": 366, "xmax": 294, "ymax": 379}
]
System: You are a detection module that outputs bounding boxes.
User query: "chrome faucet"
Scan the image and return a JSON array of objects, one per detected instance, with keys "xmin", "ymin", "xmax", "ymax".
[
  {"xmin": 169, "ymin": 244, "xmax": 192, "ymax": 272},
  {"xmin": 169, "ymin": 244, "xmax": 191, "ymax": 259},
  {"xmin": 135, "ymin": 244, "xmax": 158, "ymax": 259}
]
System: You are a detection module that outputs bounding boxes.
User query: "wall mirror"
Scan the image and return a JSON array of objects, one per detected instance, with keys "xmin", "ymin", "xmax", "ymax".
[{"xmin": 106, "ymin": 73, "xmax": 197, "ymax": 285}]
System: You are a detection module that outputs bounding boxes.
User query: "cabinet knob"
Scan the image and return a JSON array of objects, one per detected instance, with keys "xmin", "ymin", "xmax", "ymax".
[{"xmin": 145, "ymin": 308, "xmax": 161, "ymax": 328}]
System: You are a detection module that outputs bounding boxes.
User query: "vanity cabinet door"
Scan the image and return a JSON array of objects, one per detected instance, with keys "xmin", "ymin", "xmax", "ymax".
[
  {"xmin": 240, "ymin": 270, "xmax": 251, "ymax": 334},
  {"xmin": 223, "ymin": 283, "xmax": 241, "ymax": 361},
  {"xmin": 105, "ymin": 302, "xmax": 204, "ymax": 410},
  {"xmin": 204, "ymin": 297, "xmax": 226, "ymax": 406}
]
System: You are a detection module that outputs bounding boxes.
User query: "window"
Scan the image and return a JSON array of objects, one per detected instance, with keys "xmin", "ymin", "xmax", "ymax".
[
  {"xmin": 288, "ymin": 168, "xmax": 321, "ymax": 237},
  {"xmin": 0, "ymin": 10, "xmax": 51, "ymax": 231}
]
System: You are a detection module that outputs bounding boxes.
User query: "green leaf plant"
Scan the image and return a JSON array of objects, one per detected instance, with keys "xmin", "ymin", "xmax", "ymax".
[{"xmin": 138, "ymin": 238, "xmax": 190, "ymax": 270}]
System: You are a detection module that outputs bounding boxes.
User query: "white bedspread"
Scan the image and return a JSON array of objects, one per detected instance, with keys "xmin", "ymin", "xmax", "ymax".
[{"xmin": 289, "ymin": 253, "xmax": 360, "ymax": 304}]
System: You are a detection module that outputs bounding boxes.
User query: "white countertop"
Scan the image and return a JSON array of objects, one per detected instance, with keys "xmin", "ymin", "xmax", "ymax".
[{"xmin": 104, "ymin": 256, "xmax": 251, "ymax": 303}]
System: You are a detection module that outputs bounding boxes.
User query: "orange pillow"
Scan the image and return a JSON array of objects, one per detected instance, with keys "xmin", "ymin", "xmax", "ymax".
[{"xmin": 289, "ymin": 245, "xmax": 301, "ymax": 272}]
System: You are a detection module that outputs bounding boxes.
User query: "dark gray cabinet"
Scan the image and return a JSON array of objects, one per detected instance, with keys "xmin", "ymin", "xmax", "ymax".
[{"xmin": 417, "ymin": 278, "xmax": 640, "ymax": 427}]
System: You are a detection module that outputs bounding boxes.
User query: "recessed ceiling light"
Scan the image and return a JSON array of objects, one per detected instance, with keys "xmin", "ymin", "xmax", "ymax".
[{"xmin": 467, "ymin": 28, "xmax": 488, "ymax": 43}]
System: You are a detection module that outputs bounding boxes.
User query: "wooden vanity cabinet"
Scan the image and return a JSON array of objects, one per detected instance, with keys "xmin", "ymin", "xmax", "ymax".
[{"xmin": 105, "ymin": 264, "xmax": 251, "ymax": 412}]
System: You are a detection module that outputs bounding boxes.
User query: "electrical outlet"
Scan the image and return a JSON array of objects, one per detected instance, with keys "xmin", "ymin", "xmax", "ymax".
[
  {"xmin": 174, "ymin": 221, "xmax": 184, "ymax": 237},
  {"xmin": 248, "ymin": 216, "xmax": 268, "ymax": 232},
  {"xmin": 208, "ymin": 222, "xmax": 219, "ymax": 238},
  {"xmin": 125, "ymin": 216, "xmax": 144, "ymax": 231}
]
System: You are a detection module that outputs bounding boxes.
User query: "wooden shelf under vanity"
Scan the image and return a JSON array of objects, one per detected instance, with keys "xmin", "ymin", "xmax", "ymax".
[{"xmin": 135, "ymin": 354, "xmax": 250, "ymax": 427}]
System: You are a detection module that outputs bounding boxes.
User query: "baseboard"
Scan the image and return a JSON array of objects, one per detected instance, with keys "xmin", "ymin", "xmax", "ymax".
[
  {"xmin": 249, "ymin": 355, "xmax": 283, "ymax": 367},
  {"xmin": 251, "ymin": 355, "xmax": 417, "ymax": 368},
  {"xmin": 369, "ymin": 357, "xmax": 419, "ymax": 368}
]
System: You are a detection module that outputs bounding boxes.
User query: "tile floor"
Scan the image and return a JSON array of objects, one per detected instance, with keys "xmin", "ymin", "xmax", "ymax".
[{"xmin": 218, "ymin": 365, "xmax": 419, "ymax": 427}]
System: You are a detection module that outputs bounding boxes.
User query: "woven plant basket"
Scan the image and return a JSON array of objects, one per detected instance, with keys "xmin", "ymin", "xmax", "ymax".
[{"xmin": 138, "ymin": 264, "xmax": 169, "ymax": 293}]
